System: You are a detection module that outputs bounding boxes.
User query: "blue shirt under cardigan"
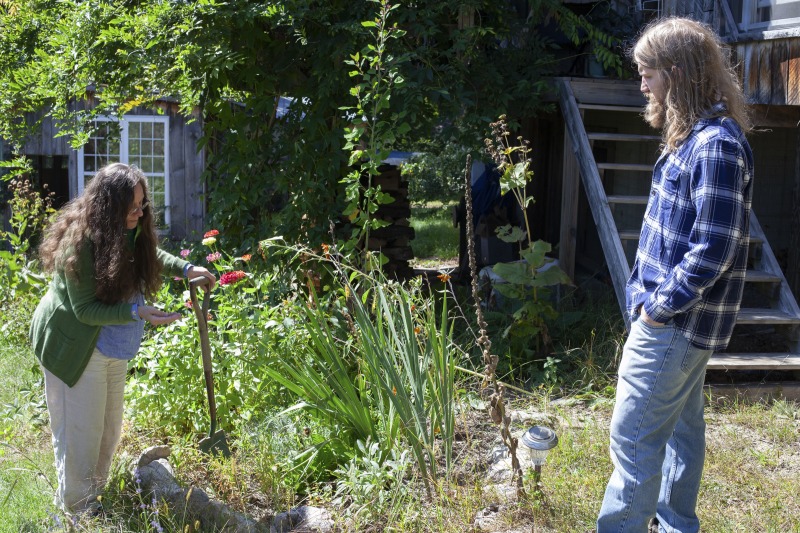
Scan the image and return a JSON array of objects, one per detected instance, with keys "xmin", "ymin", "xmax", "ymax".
[
  {"xmin": 96, "ymin": 293, "xmax": 146, "ymax": 360},
  {"xmin": 626, "ymin": 103, "xmax": 754, "ymax": 351},
  {"xmin": 95, "ymin": 229, "xmax": 192, "ymax": 360}
]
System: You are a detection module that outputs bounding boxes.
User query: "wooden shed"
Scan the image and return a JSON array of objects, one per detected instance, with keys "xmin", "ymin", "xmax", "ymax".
[{"xmin": 9, "ymin": 99, "xmax": 206, "ymax": 241}]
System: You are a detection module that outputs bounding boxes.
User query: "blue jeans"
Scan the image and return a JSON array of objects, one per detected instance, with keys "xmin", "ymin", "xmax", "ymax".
[{"xmin": 597, "ymin": 317, "xmax": 713, "ymax": 533}]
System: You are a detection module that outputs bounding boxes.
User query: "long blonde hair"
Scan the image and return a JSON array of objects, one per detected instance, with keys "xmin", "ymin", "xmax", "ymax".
[{"xmin": 632, "ymin": 17, "xmax": 751, "ymax": 152}]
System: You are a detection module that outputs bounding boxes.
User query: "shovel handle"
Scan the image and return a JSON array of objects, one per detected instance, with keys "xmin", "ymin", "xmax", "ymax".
[{"xmin": 189, "ymin": 276, "xmax": 217, "ymax": 438}]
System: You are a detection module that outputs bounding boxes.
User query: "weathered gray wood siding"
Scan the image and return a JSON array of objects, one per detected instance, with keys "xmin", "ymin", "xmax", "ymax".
[
  {"xmin": 663, "ymin": 0, "xmax": 800, "ymax": 105},
  {"xmin": 739, "ymin": 39, "xmax": 800, "ymax": 105},
  {"xmin": 168, "ymin": 109, "xmax": 206, "ymax": 241},
  {"xmin": 18, "ymin": 101, "xmax": 206, "ymax": 240},
  {"xmin": 21, "ymin": 111, "xmax": 71, "ymax": 156}
]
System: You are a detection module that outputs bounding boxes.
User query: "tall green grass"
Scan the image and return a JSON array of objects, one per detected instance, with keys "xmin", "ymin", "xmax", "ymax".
[
  {"xmin": 263, "ymin": 268, "xmax": 458, "ymax": 492},
  {"xmin": 0, "ymin": 343, "xmax": 56, "ymax": 533}
]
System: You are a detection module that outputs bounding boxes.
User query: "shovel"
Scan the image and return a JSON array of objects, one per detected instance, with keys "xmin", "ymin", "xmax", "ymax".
[{"xmin": 189, "ymin": 277, "xmax": 231, "ymax": 457}]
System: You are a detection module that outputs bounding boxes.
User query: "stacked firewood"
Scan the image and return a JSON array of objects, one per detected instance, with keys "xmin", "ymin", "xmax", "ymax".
[{"xmin": 367, "ymin": 165, "xmax": 415, "ymax": 279}]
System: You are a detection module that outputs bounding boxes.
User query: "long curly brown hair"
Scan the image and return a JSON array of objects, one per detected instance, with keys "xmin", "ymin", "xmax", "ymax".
[
  {"xmin": 38, "ymin": 163, "xmax": 162, "ymax": 303},
  {"xmin": 631, "ymin": 17, "xmax": 751, "ymax": 152}
]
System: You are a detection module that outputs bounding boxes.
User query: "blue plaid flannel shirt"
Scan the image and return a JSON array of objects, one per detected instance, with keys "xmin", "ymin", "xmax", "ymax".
[{"xmin": 626, "ymin": 104, "xmax": 754, "ymax": 351}]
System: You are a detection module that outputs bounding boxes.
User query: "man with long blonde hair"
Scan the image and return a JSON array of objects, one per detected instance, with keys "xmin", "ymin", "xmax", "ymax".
[{"xmin": 597, "ymin": 17, "xmax": 753, "ymax": 532}]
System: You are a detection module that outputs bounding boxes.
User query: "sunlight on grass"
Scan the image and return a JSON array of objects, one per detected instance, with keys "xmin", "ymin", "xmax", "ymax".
[
  {"xmin": 1, "ymin": 287, "xmax": 799, "ymax": 531},
  {"xmin": 0, "ymin": 344, "xmax": 56, "ymax": 533},
  {"xmin": 410, "ymin": 203, "xmax": 459, "ymax": 266}
]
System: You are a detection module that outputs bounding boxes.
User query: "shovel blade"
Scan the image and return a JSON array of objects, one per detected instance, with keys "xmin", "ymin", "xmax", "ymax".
[{"xmin": 199, "ymin": 430, "xmax": 231, "ymax": 458}]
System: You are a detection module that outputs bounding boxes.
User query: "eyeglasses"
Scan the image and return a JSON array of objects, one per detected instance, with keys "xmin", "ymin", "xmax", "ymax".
[{"xmin": 128, "ymin": 201, "xmax": 149, "ymax": 216}]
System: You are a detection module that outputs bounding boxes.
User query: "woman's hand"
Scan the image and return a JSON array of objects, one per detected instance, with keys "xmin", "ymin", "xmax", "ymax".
[
  {"xmin": 138, "ymin": 305, "xmax": 182, "ymax": 326},
  {"xmin": 187, "ymin": 265, "xmax": 217, "ymax": 288}
]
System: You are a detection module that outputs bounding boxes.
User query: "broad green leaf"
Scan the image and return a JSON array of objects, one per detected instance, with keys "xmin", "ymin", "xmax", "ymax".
[
  {"xmin": 520, "ymin": 240, "xmax": 551, "ymax": 268},
  {"xmin": 533, "ymin": 265, "xmax": 572, "ymax": 287},
  {"xmin": 495, "ymin": 224, "xmax": 526, "ymax": 244},
  {"xmin": 491, "ymin": 262, "xmax": 533, "ymax": 286}
]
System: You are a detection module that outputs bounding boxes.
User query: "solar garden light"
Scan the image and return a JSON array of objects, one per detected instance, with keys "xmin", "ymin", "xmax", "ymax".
[{"xmin": 520, "ymin": 425, "xmax": 558, "ymax": 494}]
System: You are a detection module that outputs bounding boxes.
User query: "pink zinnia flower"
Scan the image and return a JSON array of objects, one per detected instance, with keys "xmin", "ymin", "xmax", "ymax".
[
  {"xmin": 219, "ymin": 270, "xmax": 247, "ymax": 286},
  {"xmin": 180, "ymin": 249, "xmax": 191, "ymax": 258},
  {"xmin": 207, "ymin": 251, "xmax": 222, "ymax": 262},
  {"xmin": 204, "ymin": 229, "xmax": 220, "ymax": 238}
]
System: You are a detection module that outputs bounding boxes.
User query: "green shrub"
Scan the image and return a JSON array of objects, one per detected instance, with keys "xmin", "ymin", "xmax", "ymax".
[
  {"xmin": 126, "ymin": 233, "xmax": 296, "ymax": 438},
  {"xmin": 403, "ymin": 144, "xmax": 470, "ymax": 204}
]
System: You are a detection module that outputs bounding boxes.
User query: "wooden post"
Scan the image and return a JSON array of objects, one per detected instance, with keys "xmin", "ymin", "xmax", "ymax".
[
  {"xmin": 559, "ymin": 121, "xmax": 581, "ymax": 281},
  {"xmin": 788, "ymin": 126, "xmax": 800, "ymax": 299}
]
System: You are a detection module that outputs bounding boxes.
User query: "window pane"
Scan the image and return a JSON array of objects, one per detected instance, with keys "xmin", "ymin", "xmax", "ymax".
[
  {"xmin": 81, "ymin": 117, "xmax": 168, "ymax": 223},
  {"xmin": 149, "ymin": 176, "xmax": 164, "ymax": 195}
]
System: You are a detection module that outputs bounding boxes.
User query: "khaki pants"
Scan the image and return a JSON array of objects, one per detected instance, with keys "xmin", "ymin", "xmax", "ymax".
[{"xmin": 43, "ymin": 348, "xmax": 128, "ymax": 512}]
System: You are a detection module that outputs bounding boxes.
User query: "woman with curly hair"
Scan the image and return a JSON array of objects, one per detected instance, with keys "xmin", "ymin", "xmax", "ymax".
[{"xmin": 30, "ymin": 162, "xmax": 216, "ymax": 515}]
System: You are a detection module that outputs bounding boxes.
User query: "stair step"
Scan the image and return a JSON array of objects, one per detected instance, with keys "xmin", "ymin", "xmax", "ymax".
[
  {"xmin": 607, "ymin": 195, "xmax": 649, "ymax": 205},
  {"xmin": 588, "ymin": 133, "xmax": 661, "ymax": 142},
  {"xmin": 736, "ymin": 308, "xmax": 800, "ymax": 325},
  {"xmin": 707, "ymin": 353, "xmax": 800, "ymax": 370},
  {"xmin": 746, "ymin": 270, "xmax": 781, "ymax": 283},
  {"xmin": 578, "ymin": 104, "xmax": 645, "ymax": 113},
  {"xmin": 597, "ymin": 162, "xmax": 654, "ymax": 172}
]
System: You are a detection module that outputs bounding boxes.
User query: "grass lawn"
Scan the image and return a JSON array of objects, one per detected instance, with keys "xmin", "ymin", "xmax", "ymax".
[
  {"xmin": 409, "ymin": 203, "xmax": 459, "ymax": 267},
  {"xmin": 0, "ymin": 343, "xmax": 57, "ymax": 533},
  {"xmin": 2, "ymin": 289, "xmax": 799, "ymax": 531}
]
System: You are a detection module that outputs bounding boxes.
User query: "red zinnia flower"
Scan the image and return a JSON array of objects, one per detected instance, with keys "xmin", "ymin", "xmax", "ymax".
[
  {"xmin": 203, "ymin": 229, "xmax": 220, "ymax": 238},
  {"xmin": 219, "ymin": 270, "xmax": 247, "ymax": 286}
]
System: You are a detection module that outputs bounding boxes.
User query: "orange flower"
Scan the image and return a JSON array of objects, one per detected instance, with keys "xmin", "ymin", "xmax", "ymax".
[
  {"xmin": 241, "ymin": 254, "xmax": 252, "ymax": 262},
  {"xmin": 392, "ymin": 386, "xmax": 397, "ymax": 396},
  {"xmin": 437, "ymin": 272, "xmax": 451, "ymax": 282},
  {"xmin": 410, "ymin": 305, "xmax": 416, "ymax": 312},
  {"xmin": 203, "ymin": 229, "xmax": 220, "ymax": 238},
  {"xmin": 321, "ymin": 243, "xmax": 331, "ymax": 259}
]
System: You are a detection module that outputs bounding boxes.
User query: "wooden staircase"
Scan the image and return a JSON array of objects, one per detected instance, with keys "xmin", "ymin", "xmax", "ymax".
[{"xmin": 556, "ymin": 77, "xmax": 800, "ymax": 377}]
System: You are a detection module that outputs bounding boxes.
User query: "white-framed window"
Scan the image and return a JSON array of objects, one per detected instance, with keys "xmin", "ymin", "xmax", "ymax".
[
  {"xmin": 77, "ymin": 115, "xmax": 170, "ymax": 228},
  {"xmin": 732, "ymin": 0, "xmax": 800, "ymax": 32}
]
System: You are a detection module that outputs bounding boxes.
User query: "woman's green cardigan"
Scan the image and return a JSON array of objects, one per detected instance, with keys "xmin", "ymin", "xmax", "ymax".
[{"xmin": 30, "ymin": 239, "xmax": 188, "ymax": 387}]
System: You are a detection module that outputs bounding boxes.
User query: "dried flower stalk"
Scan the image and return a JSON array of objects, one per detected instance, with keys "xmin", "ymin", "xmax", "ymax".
[{"xmin": 462, "ymin": 154, "xmax": 525, "ymax": 499}]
